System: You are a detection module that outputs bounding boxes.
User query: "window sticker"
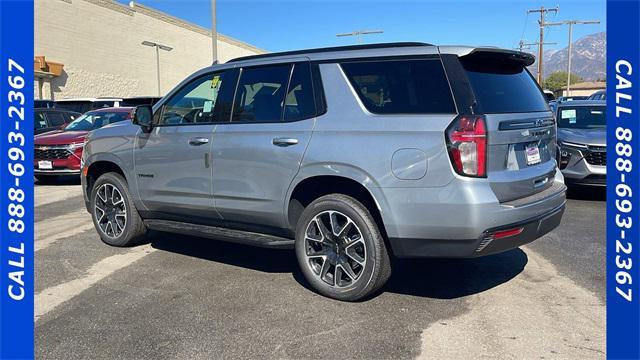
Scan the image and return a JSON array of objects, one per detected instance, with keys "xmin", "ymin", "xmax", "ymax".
[
  {"xmin": 211, "ymin": 75, "xmax": 221, "ymax": 89},
  {"xmin": 561, "ymin": 109, "xmax": 577, "ymax": 124},
  {"xmin": 203, "ymin": 100, "xmax": 213, "ymax": 113}
]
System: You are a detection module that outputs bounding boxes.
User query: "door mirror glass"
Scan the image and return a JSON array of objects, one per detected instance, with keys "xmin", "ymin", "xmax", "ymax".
[{"xmin": 133, "ymin": 105, "xmax": 153, "ymax": 132}]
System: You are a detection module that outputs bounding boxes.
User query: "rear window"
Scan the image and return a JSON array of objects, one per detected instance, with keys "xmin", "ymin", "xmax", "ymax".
[
  {"xmin": 462, "ymin": 60, "xmax": 548, "ymax": 113},
  {"xmin": 341, "ymin": 59, "xmax": 456, "ymax": 114},
  {"xmin": 557, "ymin": 105, "xmax": 606, "ymax": 129}
]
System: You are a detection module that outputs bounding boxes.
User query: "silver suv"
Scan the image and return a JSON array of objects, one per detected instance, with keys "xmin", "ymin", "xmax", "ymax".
[
  {"xmin": 556, "ymin": 100, "xmax": 606, "ymax": 186},
  {"xmin": 81, "ymin": 43, "xmax": 566, "ymax": 301}
]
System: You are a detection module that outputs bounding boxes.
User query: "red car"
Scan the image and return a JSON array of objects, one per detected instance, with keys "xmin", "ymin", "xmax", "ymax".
[{"xmin": 34, "ymin": 107, "xmax": 133, "ymax": 182}]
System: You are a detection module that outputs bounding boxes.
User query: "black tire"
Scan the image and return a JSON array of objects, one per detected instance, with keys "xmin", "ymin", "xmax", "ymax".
[
  {"xmin": 35, "ymin": 175, "xmax": 58, "ymax": 184},
  {"xmin": 90, "ymin": 172, "xmax": 147, "ymax": 246},
  {"xmin": 295, "ymin": 194, "xmax": 391, "ymax": 301}
]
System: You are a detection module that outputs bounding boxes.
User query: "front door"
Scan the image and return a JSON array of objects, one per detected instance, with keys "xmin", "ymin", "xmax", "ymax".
[
  {"xmin": 134, "ymin": 68, "xmax": 238, "ymax": 221},
  {"xmin": 212, "ymin": 61, "xmax": 317, "ymax": 230}
]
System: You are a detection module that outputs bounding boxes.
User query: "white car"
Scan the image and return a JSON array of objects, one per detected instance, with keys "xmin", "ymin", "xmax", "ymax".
[{"xmin": 55, "ymin": 97, "xmax": 122, "ymax": 114}]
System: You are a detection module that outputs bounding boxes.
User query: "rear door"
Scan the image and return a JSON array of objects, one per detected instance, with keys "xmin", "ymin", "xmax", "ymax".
[
  {"xmin": 211, "ymin": 60, "xmax": 316, "ymax": 230},
  {"xmin": 449, "ymin": 50, "xmax": 556, "ymax": 202}
]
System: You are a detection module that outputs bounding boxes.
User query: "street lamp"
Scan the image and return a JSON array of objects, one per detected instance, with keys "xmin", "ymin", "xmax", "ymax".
[
  {"xmin": 141, "ymin": 41, "xmax": 173, "ymax": 96},
  {"xmin": 211, "ymin": 0, "xmax": 217, "ymax": 63}
]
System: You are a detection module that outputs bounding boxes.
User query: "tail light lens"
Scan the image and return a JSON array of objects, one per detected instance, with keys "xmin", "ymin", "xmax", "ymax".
[{"xmin": 446, "ymin": 115, "xmax": 487, "ymax": 177}]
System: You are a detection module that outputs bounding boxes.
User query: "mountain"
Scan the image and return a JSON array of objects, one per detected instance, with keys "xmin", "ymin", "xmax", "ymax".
[{"xmin": 529, "ymin": 32, "xmax": 606, "ymax": 81}]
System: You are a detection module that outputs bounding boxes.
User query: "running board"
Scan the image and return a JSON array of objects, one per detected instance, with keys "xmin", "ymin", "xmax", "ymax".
[{"xmin": 144, "ymin": 219, "xmax": 295, "ymax": 249}]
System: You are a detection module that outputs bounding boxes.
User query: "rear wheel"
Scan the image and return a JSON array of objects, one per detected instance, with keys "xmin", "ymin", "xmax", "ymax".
[
  {"xmin": 90, "ymin": 172, "xmax": 147, "ymax": 246},
  {"xmin": 295, "ymin": 194, "xmax": 391, "ymax": 301}
]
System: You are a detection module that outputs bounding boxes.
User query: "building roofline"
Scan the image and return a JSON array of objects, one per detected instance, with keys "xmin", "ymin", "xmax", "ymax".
[
  {"xmin": 79, "ymin": 0, "xmax": 266, "ymax": 54},
  {"xmin": 128, "ymin": 2, "xmax": 266, "ymax": 54}
]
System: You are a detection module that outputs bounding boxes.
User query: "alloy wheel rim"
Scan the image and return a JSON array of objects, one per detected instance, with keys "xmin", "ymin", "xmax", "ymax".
[
  {"xmin": 94, "ymin": 183, "xmax": 127, "ymax": 238},
  {"xmin": 304, "ymin": 210, "xmax": 366, "ymax": 288}
]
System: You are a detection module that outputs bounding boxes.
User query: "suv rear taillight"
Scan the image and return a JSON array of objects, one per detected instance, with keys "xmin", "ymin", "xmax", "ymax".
[{"xmin": 446, "ymin": 115, "xmax": 487, "ymax": 177}]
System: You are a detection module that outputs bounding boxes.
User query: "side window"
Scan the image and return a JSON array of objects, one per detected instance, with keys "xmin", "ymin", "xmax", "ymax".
[
  {"xmin": 47, "ymin": 112, "xmax": 66, "ymax": 126},
  {"xmin": 64, "ymin": 113, "xmax": 77, "ymax": 123},
  {"xmin": 340, "ymin": 59, "xmax": 456, "ymax": 114},
  {"xmin": 232, "ymin": 64, "xmax": 291, "ymax": 123},
  {"xmin": 284, "ymin": 62, "xmax": 316, "ymax": 121},
  {"xmin": 35, "ymin": 112, "xmax": 48, "ymax": 129},
  {"xmin": 159, "ymin": 69, "xmax": 238, "ymax": 125}
]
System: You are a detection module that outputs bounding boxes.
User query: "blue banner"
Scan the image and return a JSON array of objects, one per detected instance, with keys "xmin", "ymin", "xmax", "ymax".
[
  {"xmin": 607, "ymin": 0, "xmax": 640, "ymax": 359},
  {"xmin": 0, "ymin": 0, "xmax": 34, "ymax": 359}
]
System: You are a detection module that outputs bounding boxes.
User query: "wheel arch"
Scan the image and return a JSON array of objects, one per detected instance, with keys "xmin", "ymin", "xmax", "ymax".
[
  {"xmin": 84, "ymin": 153, "xmax": 130, "ymax": 197},
  {"xmin": 286, "ymin": 166, "xmax": 397, "ymax": 247}
]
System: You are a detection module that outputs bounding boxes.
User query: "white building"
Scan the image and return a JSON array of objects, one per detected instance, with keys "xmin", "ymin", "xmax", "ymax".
[{"xmin": 34, "ymin": 0, "xmax": 264, "ymax": 100}]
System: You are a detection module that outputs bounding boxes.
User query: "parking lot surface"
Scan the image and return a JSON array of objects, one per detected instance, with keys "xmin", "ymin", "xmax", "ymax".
[{"xmin": 35, "ymin": 178, "xmax": 605, "ymax": 359}]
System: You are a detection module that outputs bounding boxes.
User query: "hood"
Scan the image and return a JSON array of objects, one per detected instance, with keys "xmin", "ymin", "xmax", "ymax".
[
  {"xmin": 558, "ymin": 128, "xmax": 606, "ymax": 146},
  {"xmin": 35, "ymin": 130, "xmax": 88, "ymax": 145}
]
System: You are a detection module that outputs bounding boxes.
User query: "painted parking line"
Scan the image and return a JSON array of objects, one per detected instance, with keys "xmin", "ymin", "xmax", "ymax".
[
  {"xmin": 36, "ymin": 209, "xmax": 93, "ymax": 252},
  {"xmin": 35, "ymin": 184, "xmax": 82, "ymax": 207},
  {"xmin": 34, "ymin": 245, "xmax": 156, "ymax": 321}
]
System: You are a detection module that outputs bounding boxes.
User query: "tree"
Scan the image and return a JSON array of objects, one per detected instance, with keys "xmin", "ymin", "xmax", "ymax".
[{"xmin": 542, "ymin": 72, "xmax": 583, "ymax": 92}]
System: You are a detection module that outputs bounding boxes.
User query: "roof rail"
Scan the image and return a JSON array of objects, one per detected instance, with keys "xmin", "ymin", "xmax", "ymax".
[{"xmin": 227, "ymin": 42, "xmax": 434, "ymax": 63}]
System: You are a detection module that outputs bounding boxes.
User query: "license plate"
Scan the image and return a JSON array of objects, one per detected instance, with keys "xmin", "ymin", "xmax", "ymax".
[
  {"xmin": 525, "ymin": 144, "xmax": 541, "ymax": 165},
  {"xmin": 38, "ymin": 160, "xmax": 53, "ymax": 170}
]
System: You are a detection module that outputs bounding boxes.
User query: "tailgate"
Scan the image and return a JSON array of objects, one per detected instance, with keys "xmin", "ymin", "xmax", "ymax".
[
  {"xmin": 486, "ymin": 112, "xmax": 557, "ymax": 202},
  {"xmin": 458, "ymin": 49, "xmax": 557, "ymax": 202}
]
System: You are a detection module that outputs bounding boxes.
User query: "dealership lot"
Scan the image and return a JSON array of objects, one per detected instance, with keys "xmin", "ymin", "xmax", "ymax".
[{"xmin": 35, "ymin": 179, "xmax": 605, "ymax": 359}]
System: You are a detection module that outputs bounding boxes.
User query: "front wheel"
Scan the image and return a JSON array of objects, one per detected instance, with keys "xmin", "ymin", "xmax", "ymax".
[
  {"xmin": 90, "ymin": 172, "xmax": 147, "ymax": 246},
  {"xmin": 295, "ymin": 194, "xmax": 391, "ymax": 301}
]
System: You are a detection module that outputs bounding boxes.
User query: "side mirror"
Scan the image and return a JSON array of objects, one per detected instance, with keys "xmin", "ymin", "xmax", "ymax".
[{"xmin": 132, "ymin": 105, "xmax": 153, "ymax": 133}]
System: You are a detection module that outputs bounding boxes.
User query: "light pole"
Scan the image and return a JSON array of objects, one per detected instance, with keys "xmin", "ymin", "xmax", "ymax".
[
  {"xmin": 141, "ymin": 41, "xmax": 173, "ymax": 96},
  {"xmin": 211, "ymin": 0, "xmax": 217, "ymax": 63},
  {"xmin": 336, "ymin": 30, "xmax": 384, "ymax": 44},
  {"xmin": 545, "ymin": 19, "xmax": 600, "ymax": 96}
]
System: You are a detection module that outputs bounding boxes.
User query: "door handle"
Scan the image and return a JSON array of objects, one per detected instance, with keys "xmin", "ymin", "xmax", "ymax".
[
  {"xmin": 188, "ymin": 137, "xmax": 210, "ymax": 146},
  {"xmin": 272, "ymin": 137, "xmax": 299, "ymax": 147}
]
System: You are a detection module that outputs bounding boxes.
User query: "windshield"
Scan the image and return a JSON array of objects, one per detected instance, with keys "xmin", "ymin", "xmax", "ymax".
[
  {"xmin": 64, "ymin": 111, "xmax": 129, "ymax": 131},
  {"xmin": 557, "ymin": 106, "xmax": 606, "ymax": 129}
]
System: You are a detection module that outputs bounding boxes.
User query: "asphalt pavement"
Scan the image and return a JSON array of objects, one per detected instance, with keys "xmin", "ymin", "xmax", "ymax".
[{"xmin": 34, "ymin": 177, "xmax": 606, "ymax": 359}]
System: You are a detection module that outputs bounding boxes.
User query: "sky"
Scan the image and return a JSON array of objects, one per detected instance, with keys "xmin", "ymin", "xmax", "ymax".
[{"xmin": 118, "ymin": 0, "xmax": 606, "ymax": 53}]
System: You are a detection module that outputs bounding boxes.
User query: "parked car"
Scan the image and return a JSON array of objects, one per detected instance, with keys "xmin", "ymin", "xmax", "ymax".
[
  {"xmin": 34, "ymin": 99, "xmax": 56, "ymax": 108},
  {"xmin": 55, "ymin": 97, "xmax": 122, "ymax": 113},
  {"xmin": 35, "ymin": 108, "xmax": 80, "ymax": 135},
  {"xmin": 556, "ymin": 100, "xmax": 606, "ymax": 186},
  {"xmin": 556, "ymin": 95, "xmax": 588, "ymax": 102},
  {"xmin": 81, "ymin": 43, "xmax": 566, "ymax": 301},
  {"xmin": 121, "ymin": 96, "xmax": 162, "ymax": 107},
  {"xmin": 34, "ymin": 107, "xmax": 133, "ymax": 182},
  {"xmin": 587, "ymin": 89, "xmax": 606, "ymax": 101}
]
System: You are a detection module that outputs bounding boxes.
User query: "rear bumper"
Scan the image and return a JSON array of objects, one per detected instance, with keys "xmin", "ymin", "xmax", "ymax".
[
  {"xmin": 390, "ymin": 202, "xmax": 565, "ymax": 258},
  {"xmin": 379, "ymin": 173, "xmax": 566, "ymax": 258}
]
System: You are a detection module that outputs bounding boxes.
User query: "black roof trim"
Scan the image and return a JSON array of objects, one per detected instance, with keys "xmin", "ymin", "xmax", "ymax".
[{"xmin": 227, "ymin": 42, "xmax": 434, "ymax": 63}]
